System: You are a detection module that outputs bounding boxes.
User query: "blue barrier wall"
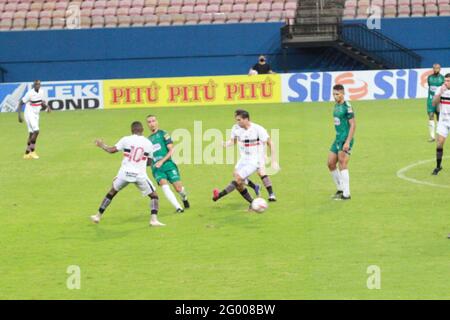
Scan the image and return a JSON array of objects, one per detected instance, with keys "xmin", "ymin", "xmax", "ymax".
[
  {"xmin": 0, "ymin": 17, "xmax": 448, "ymax": 82},
  {"xmin": 344, "ymin": 17, "xmax": 450, "ymax": 68}
]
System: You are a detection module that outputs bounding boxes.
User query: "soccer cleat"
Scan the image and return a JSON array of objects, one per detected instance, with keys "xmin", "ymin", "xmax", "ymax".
[
  {"xmin": 176, "ymin": 208, "xmax": 184, "ymax": 213},
  {"xmin": 332, "ymin": 190, "xmax": 343, "ymax": 199},
  {"xmin": 335, "ymin": 195, "xmax": 351, "ymax": 201},
  {"xmin": 29, "ymin": 151, "xmax": 39, "ymax": 159},
  {"xmin": 428, "ymin": 138, "xmax": 436, "ymax": 142},
  {"xmin": 432, "ymin": 167, "xmax": 442, "ymax": 175},
  {"xmin": 212, "ymin": 188, "xmax": 220, "ymax": 201},
  {"xmin": 150, "ymin": 220, "xmax": 166, "ymax": 227},
  {"xmin": 268, "ymin": 194, "xmax": 277, "ymax": 202},
  {"xmin": 254, "ymin": 184, "xmax": 261, "ymax": 197},
  {"xmin": 23, "ymin": 153, "xmax": 31, "ymax": 160},
  {"xmin": 90, "ymin": 213, "xmax": 101, "ymax": 224},
  {"xmin": 183, "ymin": 199, "xmax": 190, "ymax": 209}
]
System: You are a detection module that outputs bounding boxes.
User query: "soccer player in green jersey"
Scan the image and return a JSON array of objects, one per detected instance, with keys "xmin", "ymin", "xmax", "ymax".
[
  {"xmin": 327, "ymin": 84, "xmax": 356, "ymax": 200},
  {"xmin": 146, "ymin": 115, "xmax": 190, "ymax": 213},
  {"xmin": 427, "ymin": 64, "xmax": 445, "ymax": 142}
]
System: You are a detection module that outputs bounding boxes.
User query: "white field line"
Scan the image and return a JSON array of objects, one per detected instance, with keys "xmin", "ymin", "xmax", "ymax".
[{"xmin": 396, "ymin": 157, "xmax": 450, "ymax": 189}]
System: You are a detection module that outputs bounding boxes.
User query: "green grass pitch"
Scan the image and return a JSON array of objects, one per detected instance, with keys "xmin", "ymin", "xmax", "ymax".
[{"xmin": 1, "ymin": 99, "xmax": 449, "ymax": 299}]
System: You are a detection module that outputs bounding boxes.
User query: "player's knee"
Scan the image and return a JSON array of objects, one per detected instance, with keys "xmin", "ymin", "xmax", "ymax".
[
  {"xmin": 234, "ymin": 174, "xmax": 244, "ymax": 185},
  {"xmin": 149, "ymin": 192, "xmax": 158, "ymax": 200},
  {"xmin": 338, "ymin": 161, "xmax": 348, "ymax": 170},
  {"xmin": 327, "ymin": 161, "xmax": 336, "ymax": 171}
]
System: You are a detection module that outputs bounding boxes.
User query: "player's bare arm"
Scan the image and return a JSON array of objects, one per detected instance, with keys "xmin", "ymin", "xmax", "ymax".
[
  {"xmin": 266, "ymin": 138, "xmax": 279, "ymax": 170},
  {"xmin": 343, "ymin": 118, "xmax": 356, "ymax": 152},
  {"xmin": 95, "ymin": 139, "xmax": 118, "ymax": 153},
  {"xmin": 42, "ymin": 101, "xmax": 51, "ymax": 113},
  {"xmin": 223, "ymin": 137, "xmax": 237, "ymax": 147},
  {"xmin": 17, "ymin": 100, "xmax": 23, "ymax": 123},
  {"xmin": 154, "ymin": 143, "xmax": 174, "ymax": 168}
]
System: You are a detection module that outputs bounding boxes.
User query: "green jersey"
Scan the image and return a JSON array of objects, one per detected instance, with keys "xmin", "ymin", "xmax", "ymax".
[
  {"xmin": 148, "ymin": 129, "xmax": 173, "ymax": 165},
  {"xmin": 428, "ymin": 73, "xmax": 445, "ymax": 99},
  {"xmin": 333, "ymin": 101, "xmax": 354, "ymax": 142}
]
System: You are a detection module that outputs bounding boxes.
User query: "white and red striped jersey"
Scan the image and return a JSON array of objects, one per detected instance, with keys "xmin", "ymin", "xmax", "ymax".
[
  {"xmin": 230, "ymin": 122, "xmax": 269, "ymax": 166},
  {"xmin": 435, "ymin": 86, "xmax": 450, "ymax": 122},
  {"xmin": 22, "ymin": 88, "xmax": 46, "ymax": 115},
  {"xmin": 115, "ymin": 135, "xmax": 153, "ymax": 180}
]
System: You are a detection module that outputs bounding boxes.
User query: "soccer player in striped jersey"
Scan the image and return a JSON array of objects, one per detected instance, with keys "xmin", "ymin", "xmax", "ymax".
[
  {"xmin": 17, "ymin": 80, "xmax": 51, "ymax": 160},
  {"xmin": 90, "ymin": 121, "xmax": 165, "ymax": 227},
  {"xmin": 431, "ymin": 73, "xmax": 450, "ymax": 175},
  {"xmin": 328, "ymin": 84, "xmax": 356, "ymax": 200},
  {"xmin": 212, "ymin": 109, "xmax": 279, "ymax": 208}
]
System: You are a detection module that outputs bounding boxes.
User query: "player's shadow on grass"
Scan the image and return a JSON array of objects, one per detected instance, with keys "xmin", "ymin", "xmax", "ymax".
[{"xmin": 209, "ymin": 202, "xmax": 262, "ymax": 230}]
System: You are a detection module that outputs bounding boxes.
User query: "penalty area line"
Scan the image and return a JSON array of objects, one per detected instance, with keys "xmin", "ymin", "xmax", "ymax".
[{"xmin": 396, "ymin": 157, "xmax": 450, "ymax": 189}]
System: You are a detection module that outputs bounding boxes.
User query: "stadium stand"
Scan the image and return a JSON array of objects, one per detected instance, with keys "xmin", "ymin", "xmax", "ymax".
[
  {"xmin": 0, "ymin": 0, "xmax": 298, "ymax": 30},
  {"xmin": 343, "ymin": 0, "xmax": 450, "ymax": 19}
]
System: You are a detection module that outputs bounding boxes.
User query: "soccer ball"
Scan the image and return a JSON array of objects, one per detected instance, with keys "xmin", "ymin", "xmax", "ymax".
[
  {"xmin": 251, "ymin": 197, "xmax": 268, "ymax": 213},
  {"xmin": 249, "ymin": 69, "xmax": 258, "ymax": 76}
]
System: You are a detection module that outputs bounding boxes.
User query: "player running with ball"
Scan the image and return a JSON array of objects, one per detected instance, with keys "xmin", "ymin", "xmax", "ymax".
[
  {"xmin": 90, "ymin": 121, "xmax": 165, "ymax": 227},
  {"xmin": 328, "ymin": 84, "xmax": 356, "ymax": 200},
  {"xmin": 212, "ymin": 109, "xmax": 279, "ymax": 208}
]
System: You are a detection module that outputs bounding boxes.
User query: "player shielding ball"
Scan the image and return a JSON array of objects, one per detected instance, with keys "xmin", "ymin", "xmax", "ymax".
[
  {"xmin": 327, "ymin": 84, "xmax": 356, "ymax": 200},
  {"xmin": 431, "ymin": 73, "xmax": 450, "ymax": 175},
  {"xmin": 17, "ymin": 80, "xmax": 51, "ymax": 159},
  {"xmin": 146, "ymin": 115, "xmax": 190, "ymax": 213},
  {"xmin": 426, "ymin": 64, "xmax": 445, "ymax": 142},
  {"xmin": 212, "ymin": 109, "xmax": 279, "ymax": 208},
  {"xmin": 90, "ymin": 121, "xmax": 165, "ymax": 227}
]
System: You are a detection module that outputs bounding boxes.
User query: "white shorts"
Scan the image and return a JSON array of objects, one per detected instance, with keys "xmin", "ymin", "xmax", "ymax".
[
  {"xmin": 24, "ymin": 111, "xmax": 39, "ymax": 133},
  {"xmin": 437, "ymin": 120, "xmax": 450, "ymax": 138},
  {"xmin": 234, "ymin": 160, "xmax": 259, "ymax": 180},
  {"xmin": 112, "ymin": 174, "xmax": 156, "ymax": 196}
]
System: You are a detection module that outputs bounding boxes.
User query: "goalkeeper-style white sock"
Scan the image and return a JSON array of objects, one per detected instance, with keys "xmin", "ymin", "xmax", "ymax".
[
  {"xmin": 340, "ymin": 169, "xmax": 350, "ymax": 197},
  {"xmin": 162, "ymin": 184, "xmax": 182, "ymax": 210},
  {"xmin": 429, "ymin": 120, "xmax": 435, "ymax": 139},
  {"xmin": 331, "ymin": 169, "xmax": 343, "ymax": 191}
]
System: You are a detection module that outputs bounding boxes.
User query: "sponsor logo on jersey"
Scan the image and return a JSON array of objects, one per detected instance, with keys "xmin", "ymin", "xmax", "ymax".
[{"xmin": 152, "ymin": 143, "xmax": 162, "ymax": 152}]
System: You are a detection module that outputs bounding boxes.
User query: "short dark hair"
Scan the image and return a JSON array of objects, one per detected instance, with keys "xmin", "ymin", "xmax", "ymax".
[
  {"xmin": 445, "ymin": 73, "xmax": 450, "ymax": 78},
  {"xmin": 235, "ymin": 109, "xmax": 250, "ymax": 120},
  {"xmin": 333, "ymin": 84, "xmax": 345, "ymax": 91},
  {"xmin": 131, "ymin": 121, "xmax": 143, "ymax": 133}
]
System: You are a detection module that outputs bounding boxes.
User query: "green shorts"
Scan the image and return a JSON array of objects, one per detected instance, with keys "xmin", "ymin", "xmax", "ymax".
[
  {"xmin": 427, "ymin": 98, "xmax": 438, "ymax": 114},
  {"xmin": 152, "ymin": 161, "xmax": 181, "ymax": 184},
  {"xmin": 330, "ymin": 139, "xmax": 354, "ymax": 155}
]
